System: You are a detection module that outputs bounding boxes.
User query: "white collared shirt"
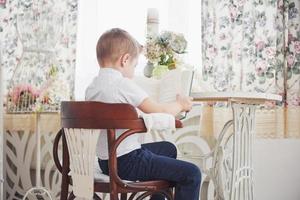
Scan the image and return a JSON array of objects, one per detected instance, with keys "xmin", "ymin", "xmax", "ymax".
[{"xmin": 85, "ymin": 68, "xmax": 148, "ymax": 159}]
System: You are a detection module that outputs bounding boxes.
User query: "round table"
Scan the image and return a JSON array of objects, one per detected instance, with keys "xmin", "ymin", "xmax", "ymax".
[{"xmin": 191, "ymin": 92, "xmax": 282, "ymax": 200}]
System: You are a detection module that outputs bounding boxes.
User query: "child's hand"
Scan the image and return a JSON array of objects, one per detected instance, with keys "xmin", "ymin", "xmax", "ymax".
[{"xmin": 176, "ymin": 94, "xmax": 193, "ymax": 112}]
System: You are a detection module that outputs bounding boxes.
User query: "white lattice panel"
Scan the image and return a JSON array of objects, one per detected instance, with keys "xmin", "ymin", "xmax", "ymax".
[
  {"xmin": 4, "ymin": 130, "xmax": 62, "ymax": 200},
  {"xmin": 4, "ymin": 114, "xmax": 61, "ymax": 200}
]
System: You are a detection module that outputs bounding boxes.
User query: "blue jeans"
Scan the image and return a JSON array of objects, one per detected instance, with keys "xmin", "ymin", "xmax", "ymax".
[{"xmin": 99, "ymin": 141, "xmax": 201, "ymax": 200}]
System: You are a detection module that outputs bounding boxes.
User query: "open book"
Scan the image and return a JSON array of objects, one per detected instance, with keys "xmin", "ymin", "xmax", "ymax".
[{"xmin": 134, "ymin": 69, "xmax": 194, "ymax": 119}]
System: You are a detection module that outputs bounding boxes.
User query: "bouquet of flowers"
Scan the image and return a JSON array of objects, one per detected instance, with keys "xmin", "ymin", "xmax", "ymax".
[
  {"xmin": 6, "ymin": 64, "xmax": 69, "ymax": 112},
  {"xmin": 7, "ymin": 84, "xmax": 40, "ymax": 111},
  {"xmin": 145, "ymin": 31, "xmax": 187, "ymax": 78}
]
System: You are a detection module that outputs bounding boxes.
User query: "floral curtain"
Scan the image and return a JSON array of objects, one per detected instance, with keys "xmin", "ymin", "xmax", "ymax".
[
  {"xmin": 0, "ymin": 0, "xmax": 78, "ymax": 112},
  {"xmin": 200, "ymin": 0, "xmax": 300, "ymax": 139}
]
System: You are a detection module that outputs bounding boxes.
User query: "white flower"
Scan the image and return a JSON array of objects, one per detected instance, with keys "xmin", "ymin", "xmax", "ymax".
[
  {"xmin": 146, "ymin": 38, "xmax": 163, "ymax": 64},
  {"xmin": 236, "ymin": 0, "xmax": 247, "ymax": 7},
  {"xmin": 145, "ymin": 31, "xmax": 187, "ymax": 68},
  {"xmin": 169, "ymin": 33, "xmax": 187, "ymax": 53},
  {"xmin": 262, "ymin": 47, "xmax": 276, "ymax": 60},
  {"xmin": 291, "ymin": 41, "xmax": 300, "ymax": 54},
  {"xmin": 255, "ymin": 60, "xmax": 268, "ymax": 75},
  {"xmin": 287, "ymin": 55, "xmax": 295, "ymax": 67}
]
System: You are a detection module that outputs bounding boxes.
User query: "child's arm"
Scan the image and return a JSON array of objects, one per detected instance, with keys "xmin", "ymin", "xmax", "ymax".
[{"xmin": 138, "ymin": 94, "xmax": 193, "ymax": 116}]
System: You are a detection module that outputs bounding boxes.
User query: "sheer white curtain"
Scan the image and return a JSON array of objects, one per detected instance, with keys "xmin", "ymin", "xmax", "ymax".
[
  {"xmin": 74, "ymin": 0, "xmax": 201, "ymax": 100},
  {"xmin": 74, "ymin": 0, "xmax": 100, "ymax": 100}
]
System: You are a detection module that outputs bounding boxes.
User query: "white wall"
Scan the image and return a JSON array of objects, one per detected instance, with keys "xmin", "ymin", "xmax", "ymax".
[{"xmin": 254, "ymin": 139, "xmax": 300, "ymax": 200}]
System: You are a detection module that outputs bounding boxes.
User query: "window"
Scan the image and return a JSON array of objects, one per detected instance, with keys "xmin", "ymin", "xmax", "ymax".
[{"xmin": 75, "ymin": 0, "xmax": 201, "ymax": 100}]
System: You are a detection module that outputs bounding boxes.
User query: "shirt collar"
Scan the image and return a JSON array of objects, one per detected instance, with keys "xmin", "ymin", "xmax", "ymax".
[{"xmin": 98, "ymin": 67, "xmax": 123, "ymax": 78}]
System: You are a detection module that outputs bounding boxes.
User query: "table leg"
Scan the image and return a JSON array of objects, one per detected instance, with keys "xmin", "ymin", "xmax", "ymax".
[
  {"xmin": 210, "ymin": 103, "xmax": 256, "ymax": 200},
  {"xmin": 212, "ymin": 120, "xmax": 234, "ymax": 200},
  {"xmin": 199, "ymin": 119, "xmax": 234, "ymax": 200},
  {"xmin": 229, "ymin": 103, "xmax": 256, "ymax": 200}
]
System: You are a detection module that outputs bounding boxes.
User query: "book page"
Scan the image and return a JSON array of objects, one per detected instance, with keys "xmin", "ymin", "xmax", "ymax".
[
  {"xmin": 158, "ymin": 69, "xmax": 194, "ymax": 103},
  {"xmin": 177, "ymin": 70, "xmax": 194, "ymax": 119},
  {"xmin": 158, "ymin": 69, "xmax": 182, "ymax": 103},
  {"xmin": 181, "ymin": 70, "xmax": 194, "ymax": 96},
  {"xmin": 133, "ymin": 69, "xmax": 194, "ymax": 120},
  {"xmin": 158, "ymin": 69, "xmax": 194, "ymax": 119}
]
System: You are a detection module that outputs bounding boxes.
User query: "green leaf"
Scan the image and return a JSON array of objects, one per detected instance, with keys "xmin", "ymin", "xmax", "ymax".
[
  {"xmin": 287, "ymin": 70, "xmax": 292, "ymax": 80},
  {"xmin": 236, "ymin": 18, "xmax": 243, "ymax": 25},
  {"xmin": 297, "ymin": 31, "xmax": 300, "ymax": 40},
  {"xmin": 292, "ymin": 67, "xmax": 300, "ymax": 74},
  {"xmin": 202, "ymin": 71, "xmax": 208, "ymax": 81},
  {"xmin": 266, "ymin": 72, "xmax": 274, "ymax": 78},
  {"xmin": 246, "ymin": 73, "xmax": 256, "ymax": 86},
  {"xmin": 259, "ymin": 76, "xmax": 266, "ymax": 84},
  {"xmin": 267, "ymin": 66, "xmax": 275, "ymax": 71},
  {"xmin": 274, "ymin": 61, "xmax": 284, "ymax": 72},
  {"xmin": 221, "ymin": 46, "xmax": 227, "ymax": 51}
]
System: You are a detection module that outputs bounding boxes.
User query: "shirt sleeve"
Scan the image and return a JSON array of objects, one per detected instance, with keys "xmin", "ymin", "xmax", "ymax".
[{"xmin": 118, "ymin": 78, "xmax": 149, "ymax": 107}]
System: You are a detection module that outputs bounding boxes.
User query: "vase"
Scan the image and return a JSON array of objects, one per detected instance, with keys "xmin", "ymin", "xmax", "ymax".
[
  {"xmin": 152, "ymin": 65, "xmax": 170, "ymax": 79},
  {"xmin": 144, "ymin": 62, "xmax": 155, "ymax": 78}
]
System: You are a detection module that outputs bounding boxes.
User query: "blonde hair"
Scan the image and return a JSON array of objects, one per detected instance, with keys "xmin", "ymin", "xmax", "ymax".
[{"xmin": 96, "ymin": 28, "xmax": 141, "ymax": 66}]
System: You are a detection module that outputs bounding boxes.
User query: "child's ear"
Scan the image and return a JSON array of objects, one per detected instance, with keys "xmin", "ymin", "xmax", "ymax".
[{"xmin": 121, "ymin": 53, "xmax": 130, "ymax": 67}]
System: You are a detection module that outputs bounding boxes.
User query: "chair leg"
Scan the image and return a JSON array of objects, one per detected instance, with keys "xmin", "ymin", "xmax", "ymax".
[
  {"xmin": 94, "ymin": 193, "xmax": 102, "ymax": 200},
  {"xmin": 60, "ymin": 174, "xmax": 69, "ymax": 200},
  {"xmin": 68, "ymin": 192, "xmax": 75, "ymax": 200},
  {"xmin": 128, "ymin": 192, "xmax": 137, "ymax": 200},
  {"xmin": 168, "ymin": 188, "xmax": 175, "ymax": 200},
  {"xmin": 110, "ymin": 193, "xmax": 119, "ymax": 200},
  {"xmin": 121, "ymin": 193, "xmax": 127, "ymax": 200},
  {"xmin": 68, "ymin": 192, "xmax": 102, "ymax": 200},
  {"xmin": 61, "ymin": 131, "xmax": 70, "ymax": 200}
]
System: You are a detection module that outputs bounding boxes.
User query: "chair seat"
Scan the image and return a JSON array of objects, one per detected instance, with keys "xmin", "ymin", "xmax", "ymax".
[
  {"xmin": 93, "ymin": 158, "xmax": 131, "ymax": 182},
  {"xmin": 68, "ymin": 158, "xmax": 134, "ymax": 182},
  {"xmin": 92, "ymin": 158, "xmax": 174, "ymax": 194},
  {"xmin": 66, "ymin": 156, "xmax": 175, "ymax": 197},
  {"xmin": 94, "ymin": 169, "xmax": 110, "ymax": 182},
  {"xmin": 92, "ymin": 157, "xmax": 108, "ymax": 181},
  {"xmin": 94, "ymin": 179, "xmax": 174, "ymax": 194}
]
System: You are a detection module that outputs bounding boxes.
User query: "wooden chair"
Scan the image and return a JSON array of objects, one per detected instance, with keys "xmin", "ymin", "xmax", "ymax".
[{"xmin": 53, "ymin": 101, "xmax": 183, "ymax": 200}]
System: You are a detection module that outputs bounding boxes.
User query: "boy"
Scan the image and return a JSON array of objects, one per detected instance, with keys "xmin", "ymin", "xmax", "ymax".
[{"xmin": 85, "ymin": 28, "xmax": 201, "ymax": 200}]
